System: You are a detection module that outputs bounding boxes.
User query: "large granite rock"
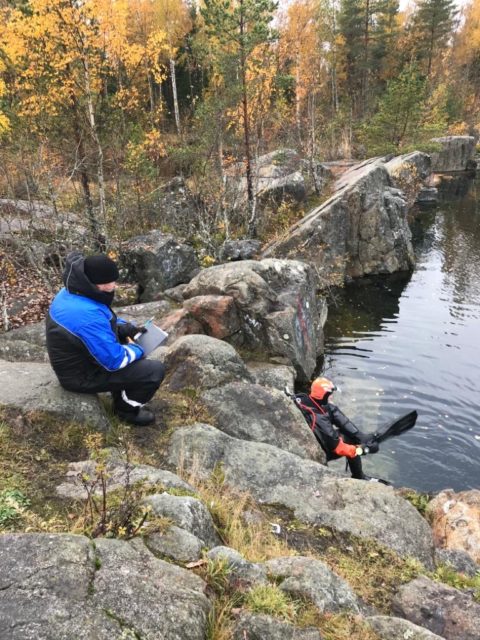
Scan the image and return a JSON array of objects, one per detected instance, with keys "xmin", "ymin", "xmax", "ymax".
[
  {"xmin": 183, "ymin": 295, "xmax": 242, "ymax": 339},
  {"xmin": 230, "ymin": 149, "xmax": 331, "ymax": 208},
  {"xmin": 232, "ymin": 612, "xmax": 322, "ymax": 640},
  {"xmin": 163, "ymin": 334, "xmax": 251, "ymax": 392},
  {"xmin": 0, "ymin": 360, "xmax": 109, "ymax": 430},
  {"xmin": 0, "ymin": 321, "xmax": 47, "ymax": 363},
  {"xmin": 168, "ymin": 423, "xmax": 435, "ymax": 567},
  {"xmin": 144, "ymin": 493, "xmax": 222, "ymax": 549},
  {"xmin": 155, "ymin": 308, "xmax": 204, "ymax": 346},
  {"xmin": 219, "ymin": 239, "xmax": 262, "ymax": 262},
  {"xmin": 113, "ymin": 299, "xmax": 172, "ymax": 323},
  {"xmin": 245, "ymin": 361, "xmax": 296, "ymax": 390},
  {"xmin": 182, "ymin": 259, "xmax": 325, "ymax": 380},
  {"xmin": 265, "ymin": 556, "xmax": 363, "ymax": 614},
  {"xmin": 392, "ymin": 576, "xmax": 480, "ymax": 640},
  {"xmin": 0, "ymin": 337, "xmax": 48, "ymax": 363},
  {"xmin": 262, "ymin": 158, "xmax": 415, "ymax": 283},
  {"xmin": 435, "ymin": 548, "xmax": 479, "ymax": 577},
  {"xmin": 426, "ymin": 489, "xmax": 480, "ymax": 564},
  {"xmin": 207, "ymin": 546, "xmax": 268, "ymax": 588},
  {"xmin": 416, "ymin": 186, "xmax": 439, "ymax": 206},
  {"xmin": 0, "ymin": 199, "xmax": 85, "ymax": 242},
  {"xmin": 56, "ymin": 454, "xmax": 194, "ymax": 500},
  {"xmin": 367, "ymin": 615, "xmax": 447, "ymax": 640},
  {"xmin": 121, "ymin": 230, "xmax": 199, "ymax": 302},
  {"xmin": 144, "ymin": 525, "xmax": 205, "ymax": 563},
  {"xmin": 430, "ymin": 136, "xmax": 476, "ymax": 172},
  {"xmin": 385, "ymin": 151, "xmax": 432, "ymax": 208},
  {"xmin": 0, "ymin": 533, "xmax": 210, "ymax": 640},
  {"xmin": 200, "ymin": 381, "xmax": 324, "ymax": 462}
]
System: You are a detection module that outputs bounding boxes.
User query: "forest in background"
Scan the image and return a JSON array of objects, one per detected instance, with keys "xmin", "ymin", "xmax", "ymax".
[{"xmin": 0, "ymin": 0, "xmax": 479, "ymax": 250}]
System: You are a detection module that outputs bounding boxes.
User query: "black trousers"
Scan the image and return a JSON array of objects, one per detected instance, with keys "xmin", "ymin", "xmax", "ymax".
[{"xmin": 66, "ymin": 359, "xmax": 166, "ymax": 414}]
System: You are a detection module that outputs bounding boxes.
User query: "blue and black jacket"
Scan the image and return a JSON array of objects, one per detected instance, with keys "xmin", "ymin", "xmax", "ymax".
[{"xmin": 46, "ymin": 252, "xmax": 144, "ymax": 390}]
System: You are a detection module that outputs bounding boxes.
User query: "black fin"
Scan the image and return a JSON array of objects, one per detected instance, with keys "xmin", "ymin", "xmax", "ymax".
[{"xmin": 370, "ymin": 410, "xmax": 418, "ymax": 444}]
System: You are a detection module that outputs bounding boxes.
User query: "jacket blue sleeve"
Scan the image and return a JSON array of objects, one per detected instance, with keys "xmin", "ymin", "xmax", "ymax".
[
  {"xmin": 49, "ymin": 289, "xmax": 144, "ymax": 371},
  {"xmin": 76, "ymin": 317, "xmax": 144, "ymax": 371}
]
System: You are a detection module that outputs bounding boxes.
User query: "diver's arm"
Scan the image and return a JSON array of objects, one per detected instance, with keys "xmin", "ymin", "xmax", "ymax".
[{"xmin": 329, "ymin": 405, "xmax": 367, "ymax": 442}]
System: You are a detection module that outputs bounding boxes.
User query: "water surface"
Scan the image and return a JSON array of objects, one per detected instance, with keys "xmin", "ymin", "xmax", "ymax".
[{"xmin": 320, "ymin": 175, "xmax": 480, "ymax": 492}]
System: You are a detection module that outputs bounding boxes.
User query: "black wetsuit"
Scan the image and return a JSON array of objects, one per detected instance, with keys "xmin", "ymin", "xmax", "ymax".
[{"xmin": 295, "ymin": 393, "xmax": 369, "ymax": 479}]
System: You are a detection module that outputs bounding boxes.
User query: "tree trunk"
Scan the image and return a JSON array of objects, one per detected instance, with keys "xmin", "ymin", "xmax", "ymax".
[
  {"xmin": 70, "ymin": 96, "xmax": 104, "ymax": 251},
  {"xmin": 83, "ymin": 56, "xmax": 107, "ymax": 249},
  {"xmin": 427, "ymin": 24, "xmax": 435, "ymax": 76},
  {"xmin": 238, "ymin": 1, "xmax": 255, "ymax": 237},
  {"xmin": 170, "ymin": 57, "xmax": 181, "ymax": 135},
  {"xmin": 363, "ymin": 0, "xmax": 370, "ymax": 116},
  {"xmin": 146, "ymin": 65, "xmax": 155, "ymax": 114},
  {"xmin": 331, "ymin": 0, "xmax": 339, "ymax": 113},
  {"xmin": 295, "ymin": 54, "xmax": 302, "ymax": 144}
]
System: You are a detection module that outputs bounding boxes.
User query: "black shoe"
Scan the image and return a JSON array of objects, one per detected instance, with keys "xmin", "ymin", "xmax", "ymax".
[
  {"xmin": 360, "ymin": 474, "xmax": 392, "ymax": 486},
  {"xmin": 116, "ymin": 407, "xmax": 155, "ymax": 427}
]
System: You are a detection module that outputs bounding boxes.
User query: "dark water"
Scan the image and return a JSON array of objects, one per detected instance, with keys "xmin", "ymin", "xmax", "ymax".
[{"xmin": 321, "ymin": 174, "xmax": 480, "ymax": 492}]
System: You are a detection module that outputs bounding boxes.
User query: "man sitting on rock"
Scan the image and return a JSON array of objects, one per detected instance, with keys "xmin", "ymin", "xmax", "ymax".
[
  {"xmin": 295, "ymin": 377, "xmax": 389, "ymax": 483},
  {"xmin": 46, "ymin": 251, "xmax": 165, "ymax": 426}
]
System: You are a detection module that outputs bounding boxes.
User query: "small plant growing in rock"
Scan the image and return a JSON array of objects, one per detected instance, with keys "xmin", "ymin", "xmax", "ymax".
[
  {"xmin": 201, "ymin": 254, "xmax": 216, "ymax": 268},
  {"xmin": 401, "ymin": 489, "xmax": 432, "ymax": 515},
  {"xmin": 79, "ymin": 433, "xmax": 151, "ymax": 539},
  {"xmin": 203, "ymin": 556, "xmax": 233, "ymax": 596},
  {"xmin": 0, "ymin": 489, "xmax": 30, "ymax": 528},
  {"xmin": 433, "ymin": 564, "xmax": 480, "ymax": 601},
  {"xmin": 244, "ymin": 584, "xmax": 298, "ymax": 621}
]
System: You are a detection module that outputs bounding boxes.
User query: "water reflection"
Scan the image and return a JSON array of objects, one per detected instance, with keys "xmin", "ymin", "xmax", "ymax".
[{"xmin": 322, "ymin": 174, "xmax": 480, "ymax": 492}]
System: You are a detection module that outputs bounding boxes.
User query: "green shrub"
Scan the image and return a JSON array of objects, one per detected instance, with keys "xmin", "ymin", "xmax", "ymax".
[
  {"xmin": 0, "ymin": 489, "xmax": 30, "ymax": 527},
  {"xmin": 244, "ymin": 584, "xmax": 297, "ymax": 621}
]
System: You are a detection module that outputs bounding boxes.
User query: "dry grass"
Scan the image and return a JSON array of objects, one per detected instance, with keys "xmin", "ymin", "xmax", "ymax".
[
  {"xmin": 315, "ymin": 613, "xmax": 381, "ymax": 640},
  {"xmin": 260, "ymin": 507, "xmax": 423, "ymax": 613},
  {"xmin": 179, "ymin": 460, "xmax": 294, "ymax": 563},
  {"xmin": 0, "ymin": 408, "xmax": 93, "ymax": 533}
]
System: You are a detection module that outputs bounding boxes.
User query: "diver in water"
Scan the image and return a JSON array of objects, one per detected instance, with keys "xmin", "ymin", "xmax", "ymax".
[{"xmin": 294, "ymin": 377, "xmax": 390, "ymax": 484}]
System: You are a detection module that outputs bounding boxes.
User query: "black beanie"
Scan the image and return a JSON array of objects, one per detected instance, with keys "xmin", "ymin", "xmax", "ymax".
[{"xmin": 84, "ymin": 254, "xmax": 120, "ymax": 285}]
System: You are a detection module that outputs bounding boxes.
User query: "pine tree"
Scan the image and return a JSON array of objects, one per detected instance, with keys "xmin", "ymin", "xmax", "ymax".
[
  {"xmin": 371, "ymin": 0, "xmax": 400, "ymax": 86},
  {"xmin": 338, "ymin": 0, "xmax": 365, "ymax": 115},
  {"xmin": 412, "ymin": 0, "xmax": 456, "ymax": 76},
  {"xmin": 338, "ymin": 0, "xmax": 400, "ymax": 117},
  {"xmin": 201, "ymin": 0, "xmax": 277, "ymax": 237},
  {"xmin": 361, "ymin": 62, "xmax": 427, "ymax": 154}
]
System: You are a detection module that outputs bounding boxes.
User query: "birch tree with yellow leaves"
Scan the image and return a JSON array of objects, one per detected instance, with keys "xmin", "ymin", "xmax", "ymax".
[{"xmin": 1, "ymin": 0, "xmax": 169, "ymax": 246}]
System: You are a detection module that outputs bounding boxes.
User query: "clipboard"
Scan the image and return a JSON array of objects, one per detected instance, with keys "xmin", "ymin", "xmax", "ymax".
[{"xmin": 135, "ymin": 321, "xmax": 168, "ymax": 355}]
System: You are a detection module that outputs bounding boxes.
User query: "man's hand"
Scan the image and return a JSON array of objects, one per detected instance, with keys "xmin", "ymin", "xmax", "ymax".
[{"xmin": 117, "ymin": 322, "xmax": 146, "ymax": 343}]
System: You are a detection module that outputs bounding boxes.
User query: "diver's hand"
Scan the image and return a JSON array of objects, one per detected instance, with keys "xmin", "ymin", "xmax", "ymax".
[{"xmin": 359, "ymin": 441, "xmax": 379, "ymax": 455}]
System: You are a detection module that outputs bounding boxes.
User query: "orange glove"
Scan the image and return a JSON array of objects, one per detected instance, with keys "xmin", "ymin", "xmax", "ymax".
[{"xmin": 333, "ymin": 438, "xmax": 358, "ymax": 459}]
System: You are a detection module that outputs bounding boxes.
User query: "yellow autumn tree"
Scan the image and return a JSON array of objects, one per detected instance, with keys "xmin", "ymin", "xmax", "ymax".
[
  {"xmin": 278, "ymin": 0, "xmax": 341, "ymax": 159},
  {"xmin": 152, "ymin": 0, "xmax": 191, "ymax": 135},
  {"xmin": 451, "ymin": 0, "xmax": 480, "ymax": 129},
  {"xmin": 0, "ymin": 59, "xmax": 9, "ymax": 134},
  {"xmin": 279, "ymin": 0, "xmax": 321, "ymax": 145},
  {"xmin": 1, "ymin": 0, "xmax": 169, "ymax": 245}
]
